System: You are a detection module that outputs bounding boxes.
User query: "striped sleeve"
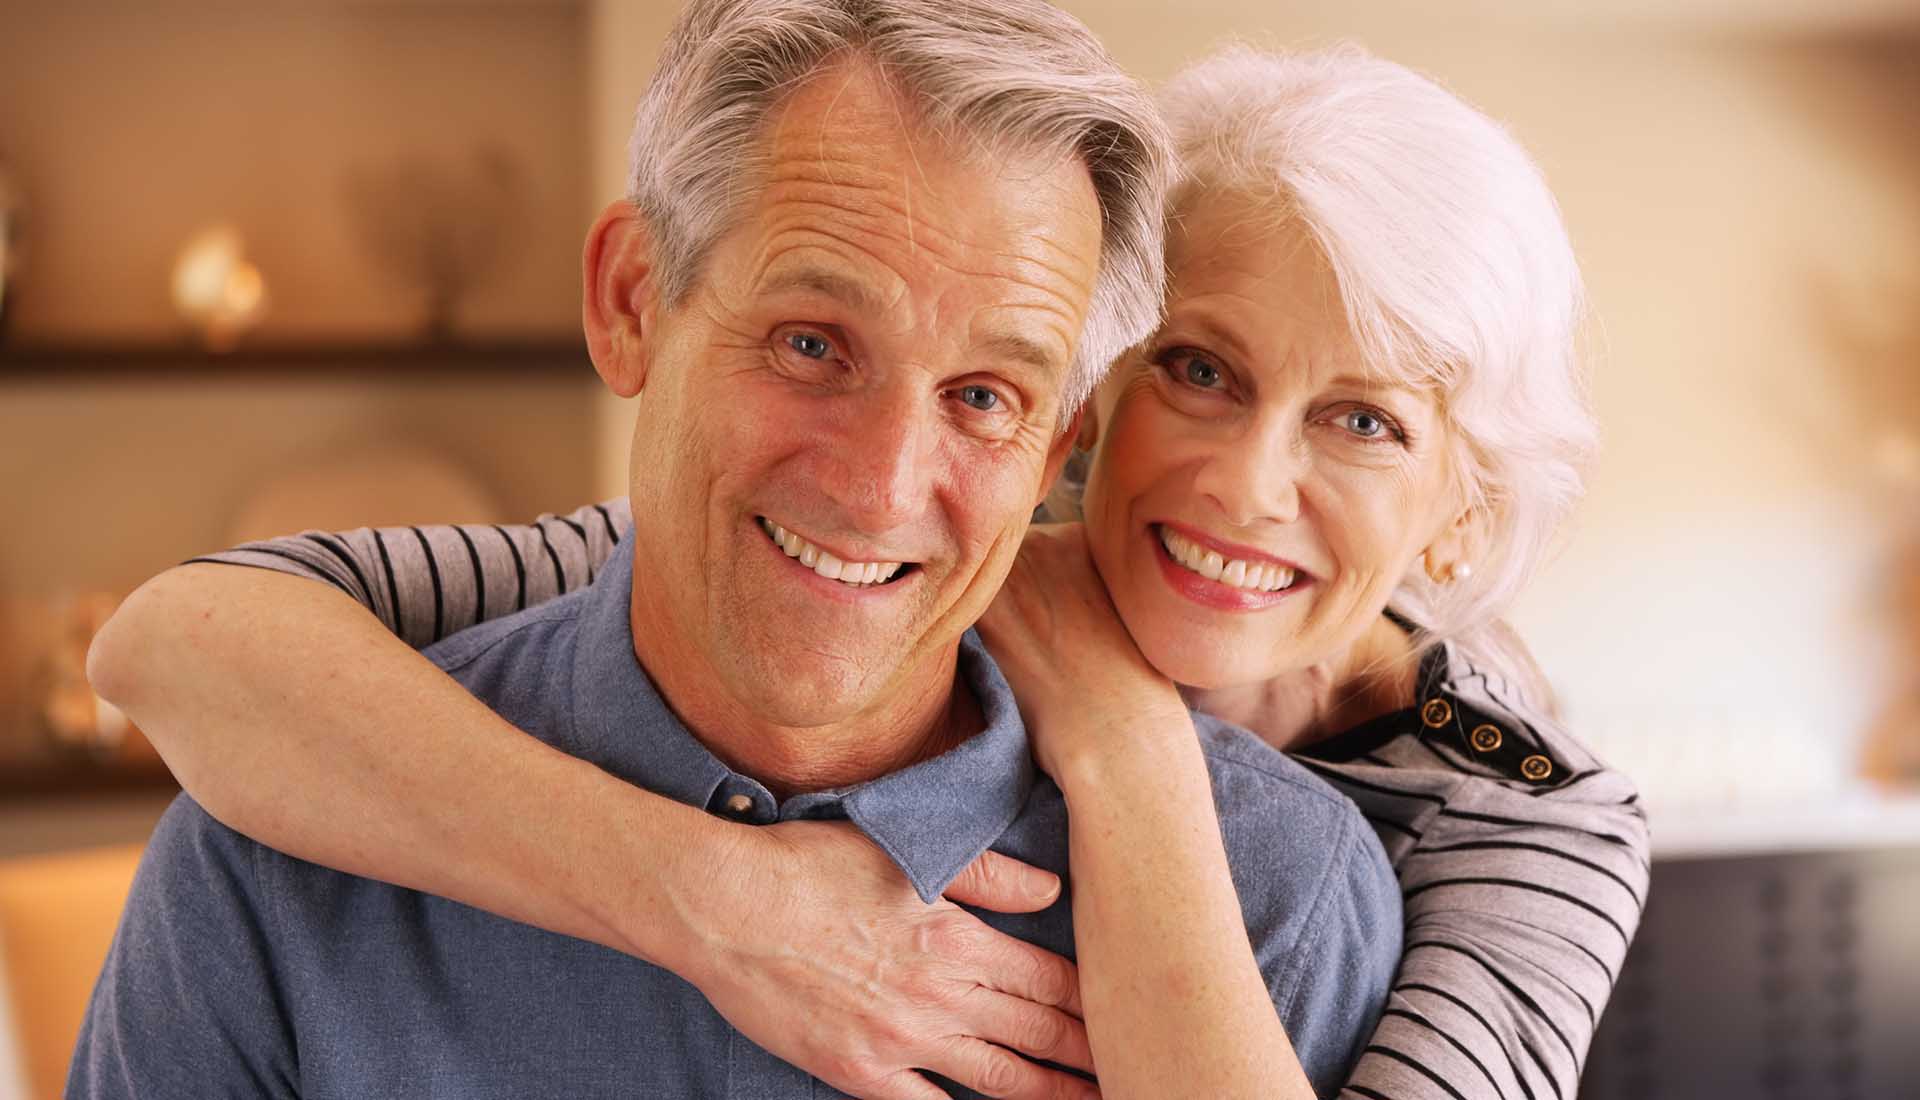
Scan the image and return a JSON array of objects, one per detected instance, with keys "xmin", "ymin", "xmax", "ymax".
[
  {"xmin": 189, "ymin": 499, "xmax": 632, "ymax": 649},
  {"xmin": 1310, "ymin": 652, "xmax": 1650, "ymax": 1100}
]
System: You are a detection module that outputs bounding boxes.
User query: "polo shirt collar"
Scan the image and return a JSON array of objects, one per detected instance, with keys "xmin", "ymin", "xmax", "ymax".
[{"xmin": 570, "ymin": 536, "xmax": 1037, "ymax": 904}]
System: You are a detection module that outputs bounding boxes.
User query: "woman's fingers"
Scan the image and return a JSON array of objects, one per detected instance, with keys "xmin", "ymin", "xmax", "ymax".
[
  {"xmin": 927, "ymin": 1037, "xmax": 1101, "ymax": 1100},
  {"xmin": 960, "ymin": 987, "xmax": 1095, "ymax": 1073},
  {"xmin": 944, "ymin": 850, "xmax": 1062, "ymax": 914}
]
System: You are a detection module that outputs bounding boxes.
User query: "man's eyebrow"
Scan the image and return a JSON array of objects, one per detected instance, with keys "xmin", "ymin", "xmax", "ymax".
[
  {"xmin": 757, "ymin": 266, "xmax": 889, "ymax": 316},
  {"xmin": 760, "ymin": 264, "xmax": 1065, "ymax": 375},
  {"xmin": 1325, "ymin": 374, "xmax": 1428, "ymax": 396},
  {"xmin": 978, "ymin": 329, "xmax": 1065, "ymax": 375}
]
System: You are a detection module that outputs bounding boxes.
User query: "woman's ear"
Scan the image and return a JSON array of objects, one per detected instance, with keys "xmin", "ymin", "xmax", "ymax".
[
  {"xmin": 582, "ymin": 200, "xmax": 659, "ymax": 398},
  {"xmin": 1421, "ymin": 504, "xmax": 1487, "ymax": 584}
]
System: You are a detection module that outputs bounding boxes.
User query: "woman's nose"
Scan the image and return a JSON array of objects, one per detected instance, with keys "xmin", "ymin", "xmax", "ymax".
[{"xmin": 1191, "ymin": 422, "xmax": 1305, "ymax": 528}]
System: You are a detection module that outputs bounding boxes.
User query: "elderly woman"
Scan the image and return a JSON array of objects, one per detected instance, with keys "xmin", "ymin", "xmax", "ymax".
[{"xmin": 91, "ymin": 46, "xmax": 1644, "ymax": 1100}]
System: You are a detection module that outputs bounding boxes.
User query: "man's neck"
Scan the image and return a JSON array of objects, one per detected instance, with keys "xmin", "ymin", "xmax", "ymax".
[
  {"xmin": 1184, "ymin": 615, "xmax": 1420, "ymax": 753},
  {"xmin": 683, "ymin": 668, "xmax": 982, "ymax": 800}
]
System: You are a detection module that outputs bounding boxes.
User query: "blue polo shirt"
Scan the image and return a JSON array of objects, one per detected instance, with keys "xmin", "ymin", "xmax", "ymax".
[{"xmin": 70, "ymin": 539, "xmax": 1401, "ymax": 1099}]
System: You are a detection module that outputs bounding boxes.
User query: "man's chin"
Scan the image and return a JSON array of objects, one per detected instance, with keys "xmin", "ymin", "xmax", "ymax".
[{"xmin": 723, "ymin": 651, "xmax": 897, "ymax": 730}]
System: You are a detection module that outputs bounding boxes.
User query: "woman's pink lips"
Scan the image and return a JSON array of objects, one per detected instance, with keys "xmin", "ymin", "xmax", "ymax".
[
  {"xmin": 1149, "ymin": 525, "xmax": 1307, "ymax": 613},
  {"xmin": 1155, "ymin": 520, "xmax": 1307, "ymax": 573}
]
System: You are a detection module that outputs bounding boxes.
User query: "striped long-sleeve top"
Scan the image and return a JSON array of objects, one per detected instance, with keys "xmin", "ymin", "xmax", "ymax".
[{"xmin": 195, "ymin": 498, "xmax": 1650, "ymax": 1100}]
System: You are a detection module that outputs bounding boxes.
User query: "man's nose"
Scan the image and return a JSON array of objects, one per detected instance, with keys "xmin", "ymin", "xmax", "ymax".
[
  {"xmin": 1191, "ymin": 418, "xmax": 1305, "ymax": 528},
  {"xmin": 819, "ymin": 383, "xmax": 935, "ymax": 531}
]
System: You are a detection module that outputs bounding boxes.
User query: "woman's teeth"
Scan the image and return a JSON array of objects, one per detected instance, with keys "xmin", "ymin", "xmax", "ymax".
[
  {"xmin": 759, "ymin": 518, "xmax": 904, "ymax": 587},
  {"xmin": 1158, "ymin": 526, "xmax": 1297, "ymax": 593}
]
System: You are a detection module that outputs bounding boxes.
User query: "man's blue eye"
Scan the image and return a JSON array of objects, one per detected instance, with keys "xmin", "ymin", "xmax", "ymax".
[
  {"xmin": 1182, "ymin": 357, "xmax": 1223, "ymax": 388},
  {"xmin": 958, "ymin": 385, "xmax": 1000, "ymax": 412},
  {"xmin": 787, "ymin": 332, "xmax": 830, "ymax": 359}
]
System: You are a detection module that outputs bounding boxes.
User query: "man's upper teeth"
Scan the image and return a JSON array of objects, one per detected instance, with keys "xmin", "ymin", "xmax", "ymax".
[
  {"xmin": 760, "ymin": 518, "xmax": 903, "ymax": 587},
  {"xmin": 1159, "ymin": 527, "xmax": 1296, "ymax": 593}
]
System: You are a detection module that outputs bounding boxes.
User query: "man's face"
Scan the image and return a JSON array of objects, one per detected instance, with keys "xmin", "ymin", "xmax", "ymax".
[{"xmin": 622, "ymin": 61, "xmax": 1102, "ymax": 731}]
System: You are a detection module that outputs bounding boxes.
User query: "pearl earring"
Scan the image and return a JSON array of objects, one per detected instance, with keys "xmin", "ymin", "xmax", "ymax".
[{"xmin": 1448, "ymin": 562, "xmax": 1474, "ymax": 582}]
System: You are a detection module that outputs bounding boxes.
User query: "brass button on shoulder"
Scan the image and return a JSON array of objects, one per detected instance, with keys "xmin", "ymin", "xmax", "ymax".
[
  {"xmin": 723, "ymin": 793, "xmax": 755, "ymax": 816},
  {"xmin": 1470, "ymin": 724, "xmax": 1503, "ymax": 753},
  {"xmin": 1520, "ymin": 754, "xmax": 1553, "ymax": 782},
  {"xmin": 1420, "ymin": 699, "xmax": 1453, "ymax": 728}
]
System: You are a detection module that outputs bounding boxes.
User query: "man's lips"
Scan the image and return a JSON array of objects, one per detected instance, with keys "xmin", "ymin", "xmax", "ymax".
[{"xmin": 756, "ymin": 516, "xmax": 919, "ymax": 592}]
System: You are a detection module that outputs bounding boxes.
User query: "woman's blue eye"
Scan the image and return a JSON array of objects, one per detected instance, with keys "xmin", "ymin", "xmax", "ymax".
[
  {"xmin": 1343, "ymin": 410, "xmax": 1387, "ymax": 438},
  {"xmin": 1182, "ymin": 356, "xmax": 1223, "ymax": 389},
  {"xmin": 958, "ymin": 385, "xmax": 1000, "ymax": 412},
  {"xmin": 787, "ymin": 332, "xmax": 830, "ymax": 359}
]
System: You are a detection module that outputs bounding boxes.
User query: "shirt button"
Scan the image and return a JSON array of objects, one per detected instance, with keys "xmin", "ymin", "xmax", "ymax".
[
  {"xmin": 1470, "ymin": 725, "xmax": 1503, "ymax": 752},
  {"xmin": 1420, "ymin": 699, "xmax": 1453, "ymax": 728},
  {"xmin": 1520, "ymin": 754, "xmax": 1553, "ymax": 782},
  {"xmin": 724, "ymin": 793, "xmax": 755, "ymax": 816}
]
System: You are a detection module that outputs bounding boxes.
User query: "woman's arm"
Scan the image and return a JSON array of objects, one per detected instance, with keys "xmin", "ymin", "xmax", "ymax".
[
  {"xmin": 1051, "ymin": 712, "xmax": 1314, "ymax": 1100},
  {"xmin": 1324, "ymin": 746, "xmax": 1650, "ymax": 1100},
  {"xmin": 978, "ymin": 524, "xmax": 1315, "ymax": 1100},
  {"xmin": 89, "ymin": 523, "xmax": 1097, "ymax": 1100}
]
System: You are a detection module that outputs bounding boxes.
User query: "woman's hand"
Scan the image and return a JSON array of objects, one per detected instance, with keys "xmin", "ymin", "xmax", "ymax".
[
  {"xmin": 672, "ymin": 818, "xmax": 1098, "ymax": 1100},
  {"xmin": 975, "ymin": 523, "xmax": 1188, "ymax": 779}
]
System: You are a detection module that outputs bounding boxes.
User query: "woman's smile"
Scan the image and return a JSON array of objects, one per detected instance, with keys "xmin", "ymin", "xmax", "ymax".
[{"xmin": 1149, "ymin": 521, "xmax": 1310, "ymax": 611}]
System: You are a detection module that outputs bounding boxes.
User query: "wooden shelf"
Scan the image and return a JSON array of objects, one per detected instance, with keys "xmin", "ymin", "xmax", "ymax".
[
  {"xmin": 0, "ymin": 338, "xmax": 591, "ymax": 378},
  {"xmin": 0, "ymin": 760, "xmax": 178, "ymax": 800}
]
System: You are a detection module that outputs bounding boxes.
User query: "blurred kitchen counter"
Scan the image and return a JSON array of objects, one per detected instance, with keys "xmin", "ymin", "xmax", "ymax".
[{"xmin": 1651, "ymin": 788, "xmax": 1920, "ymax": 861}]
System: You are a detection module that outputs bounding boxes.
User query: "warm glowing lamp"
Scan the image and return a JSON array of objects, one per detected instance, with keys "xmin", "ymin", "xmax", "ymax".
[{"xmin": 170, "ymin": 224, "xmax": 268, "ymax": 351}]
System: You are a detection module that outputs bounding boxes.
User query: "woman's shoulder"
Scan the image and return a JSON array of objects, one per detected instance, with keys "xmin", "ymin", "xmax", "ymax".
[
  {"xmin": 1304, "ymin": 640, "xmax": 1621, "ymax": 790},
  {"xmin": 1294, "ymin": 637, "xmax": 1649, "ymax": 855}
]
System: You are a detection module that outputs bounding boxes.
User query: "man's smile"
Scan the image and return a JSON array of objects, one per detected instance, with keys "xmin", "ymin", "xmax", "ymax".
[{"xmin": 756, "ymin": 516, "xmax": 918, "ymax": 588}]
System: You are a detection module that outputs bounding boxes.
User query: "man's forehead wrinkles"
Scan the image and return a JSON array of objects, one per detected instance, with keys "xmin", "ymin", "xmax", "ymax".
[
  {"xmin": 755, "ymin": 199, "xmax": 1074, "ymax": 316},
  {"xmin": 987, "ymin": 245, "xmax": 1097, "ymax": 317},
  {"xmin": 747, "ymin": 227, "xmax": 910, "ymax": 311},
  {"xmin": 763, "ymin": 170, "xmax": 978, "ymax": 267}
]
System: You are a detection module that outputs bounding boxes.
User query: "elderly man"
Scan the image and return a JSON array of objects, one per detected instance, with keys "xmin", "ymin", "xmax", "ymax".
[{"xmin": 71, "ymin": 2, "xmax": 1398, "ymax": 1098}]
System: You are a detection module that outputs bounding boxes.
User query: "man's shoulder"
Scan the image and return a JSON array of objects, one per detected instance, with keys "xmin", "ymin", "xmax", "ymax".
[
  {"xmin": 1192, "ymin": 712, "xmax": 1374, "ymax": 828},
  {"xmin": 420, "ymin": 586, "xmax": 594, "ymax": 677},
  {"xmin": 1189, "ymin": 711, "xmax": 1398, "ymax": 918}
]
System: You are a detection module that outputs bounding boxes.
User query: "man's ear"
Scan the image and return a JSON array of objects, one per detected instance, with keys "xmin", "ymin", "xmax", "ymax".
[
  {"xmin": 1036, "ymin": 407, "xmax": 1087, "ymax": 508},
  {"xmin": 1075, "ymin": 400, "xmax": 1101, "ymax": 453},
  {"xmin": 582, "ymin": 200, "xmax": 660, "ymax": 399}
]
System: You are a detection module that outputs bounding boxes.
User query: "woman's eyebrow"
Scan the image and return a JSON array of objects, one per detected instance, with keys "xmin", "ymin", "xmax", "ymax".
[{"xmin": 1162, "ymin": 312, "xmax": 1255, "ymax": 364}]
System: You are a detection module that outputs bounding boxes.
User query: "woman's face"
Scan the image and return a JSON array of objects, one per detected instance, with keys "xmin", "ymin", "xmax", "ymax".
[{"xmin": 1082, "ymin": 196, "xmax": 1464, "ymax": 690}]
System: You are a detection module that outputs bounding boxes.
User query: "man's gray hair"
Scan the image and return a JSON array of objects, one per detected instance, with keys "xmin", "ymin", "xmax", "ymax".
[{"xmin": 628, "ymin": 0, "xmax": 1172, "ymax": 414}]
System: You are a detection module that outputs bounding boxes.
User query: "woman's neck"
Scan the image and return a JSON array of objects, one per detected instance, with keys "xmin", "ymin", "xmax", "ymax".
[{"xmin": 1182, "ymin": 615, "xmax": 1423, "ymax": 752}]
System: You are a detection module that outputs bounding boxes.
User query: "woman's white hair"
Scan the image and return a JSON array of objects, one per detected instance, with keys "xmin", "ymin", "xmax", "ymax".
[
  {"xmin": 1165, "ymin": 44, "xmax": 1597, "ymax": 676},
  {"xmin": 626, "ymin": 0, "xmax": 1173, "ymax": 415}
]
